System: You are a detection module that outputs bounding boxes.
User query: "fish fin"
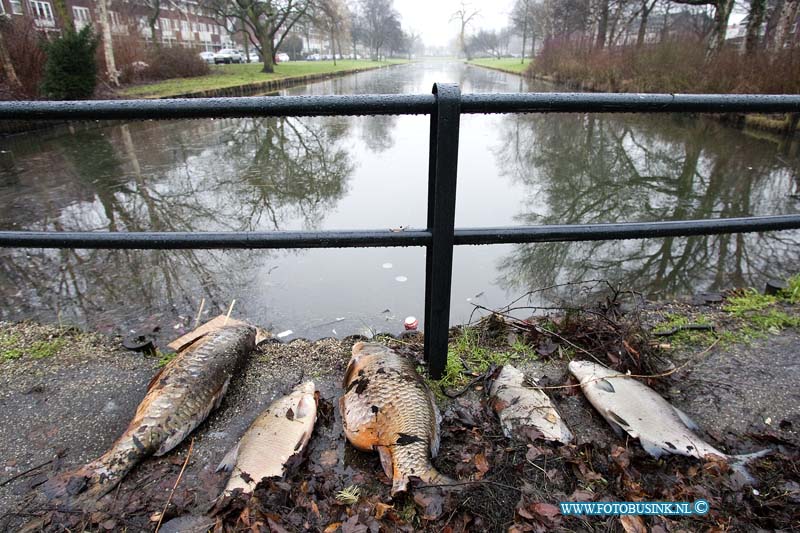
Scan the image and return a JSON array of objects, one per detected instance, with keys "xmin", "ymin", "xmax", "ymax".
[
  {"xmin": 427, "ymin": 388, "xmax": 442, "ymax": 458},
  {"xmin": 156, "ymin": 378, "xmax": 230, "ymax": 457},
  {"xmin": 146, "ymin": 366, "xmax": 168, "ymax": 392},
  {"xmin": 604, "ymin": 409, "xmax": 631, "ymax": 438},
  {"xmin": 295, "ymin": 395, "xmax": 315, "ymax": 419},
  {"xmin": 638, "ymin": 436, "xmax": 666, "ymax": 458},
  {"xmin": 594, "ymin": 378, "xmax": 615, "ymax": 393},
  {"xmin": 728, "ymin": 448, "xmax": 772, "ymax": 486},
  {"xmin": 671, "ymin": 405, "xmax": 700, "ymax": 431},
  {"xmin": 376, "ymin": 445, "xmax": 394, "ymax": 479},
  {"xmin": 216, "ymin": 442, "xmax": 241, "ymax": 473}
]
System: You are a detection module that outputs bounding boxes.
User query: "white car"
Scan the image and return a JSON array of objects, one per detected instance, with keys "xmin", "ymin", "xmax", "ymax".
[
  {"xmin": 275, "ymin": 52, "xmax": 290, "ymax": 63},
  {"xmin": 199, "ymin": 51, "xmax": 215, "ymax": 64},
  {"xmin": 214, "ymin": 49, "xmax": 243, "ymax": 64}
]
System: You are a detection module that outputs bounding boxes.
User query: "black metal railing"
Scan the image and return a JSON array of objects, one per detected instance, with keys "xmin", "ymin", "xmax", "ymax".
[{"xmin": 2, "ymin": 85, "xmax": 800, "ymax": 378}]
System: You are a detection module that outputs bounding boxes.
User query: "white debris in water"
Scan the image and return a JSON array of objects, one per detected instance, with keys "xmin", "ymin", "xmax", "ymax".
[
  {"xmin": 395, "ymin": 276, "xmax": 408, "ymax": 282},
  {"xmin": 765, "ymin": 417, "xmax": 772, "ymax": 425},
  {"xmin": 382, "ymin": 262, "xmax": 393, "ymax": 269},
  {"xmin": 276, "ymin": 330, "xmax": 293, "ymax": 338}
]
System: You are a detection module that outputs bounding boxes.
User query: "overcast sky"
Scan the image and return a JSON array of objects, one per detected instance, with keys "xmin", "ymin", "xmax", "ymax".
[{"xmin": 394, "ymin": 0, "xmax": 516, "ymax": 48}]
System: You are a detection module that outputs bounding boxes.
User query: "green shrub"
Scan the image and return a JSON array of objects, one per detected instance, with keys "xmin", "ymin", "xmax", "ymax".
[{"xmin": 41, "ymin": 26, "xmax": 99, "ymax": 100}]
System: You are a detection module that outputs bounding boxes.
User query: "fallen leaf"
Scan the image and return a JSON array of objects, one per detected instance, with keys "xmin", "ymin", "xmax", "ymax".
[
  {"xmin": 474, "ymin": 453, "xmax": 490, "ymax": 474},
  {"xmin": 620, "ymin": 515, "xmax": 647, "ymax": 533},
  {"xmin": 374, "ymin": 502, "xmax": 393, "ymax": 520},
  {"xmin": 319, "ymin": 450, "xmax": 338, "ymax": 467},
  {"xmin": 323, "ymin": 522, "xmax": 342, "ymax": 533},
  {"xmin": 414, "ymin": 489, "xmax": 444, "ymax": 520},
  {"xmin": 531, "ymin": 503, "xmax": 560, "ymax": 521}
]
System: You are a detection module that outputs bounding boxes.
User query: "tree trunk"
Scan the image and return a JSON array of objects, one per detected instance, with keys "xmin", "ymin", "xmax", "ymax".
[
  {"xmin": 0, "ymin": 29, "xmax": 21, "ymax": 90},
  {"xmin": 330, "ymin": 28, "xmax": 336, "ymax": 64},
  {"xmin": 261, "ymin": 35, "xmax": 275, "ymax": 73},
  {"xmin": 530, "ymin": 31, "xmax": 536, "ymax": 58},
  {"xmin": 521, "ymin": 18, "xmax": 528, "ymax": 62},
  {"xmin": 744, "ymin": 0, "xmax": 766, "ymax": 53},
  {"xmin": 773, "ymin": 0, "xmax": 799, "ymax": 50},
  {"xmin": 636, "ymin": 0, "xmax": 653, "ymax": 47},
  {"xmin": 706, "ymin": 0, "xmax": 735, "ymax": 57},
  {"xmin": 595, "ymin": 0, "xmax": 609, "ymax": 49},
  {"xmin": 763, "ymin": 0, "xmax": 783, "ymax": 47},
  {"xmin": 243, "ymin": 31, "xmax": 250, "ymax": 62},
  {"xmin": 96, "ymin": 0, "xmax": 119, "ymax": 86},
  {"xmin": 661, "ymin": 2, "xmax": 671, "ymax": 42}
]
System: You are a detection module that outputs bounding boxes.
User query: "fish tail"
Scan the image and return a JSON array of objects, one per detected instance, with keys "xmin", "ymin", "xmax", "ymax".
[
  {"xmin": 43, "ymin": 439, "xmax": 144, "ymax": 502},
  {"xmin": 729, "ymin": 448, "xmax": 772, "ymax": 486}
]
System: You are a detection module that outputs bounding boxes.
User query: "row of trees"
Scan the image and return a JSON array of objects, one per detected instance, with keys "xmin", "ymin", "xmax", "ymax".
[{"xmin": 458, "ymin": 0, "xmax": 798, "ymax": 61}]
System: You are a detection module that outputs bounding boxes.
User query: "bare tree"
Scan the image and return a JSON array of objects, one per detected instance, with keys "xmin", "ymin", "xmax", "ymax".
[
  {"xmin": 671, "ymin": 0, "xmax": 736, "ymax": 55},
  {"xmin": 96, "ymin": 0, "xmax": 119, "ymax": 86},
  {"xmin": 360, "ymin": 0, "xmax": 399, "ymax": 60},
  {"xmin": 0, "ymin": 22, "xmax": 21, "ymax": 91},
  {"xmin": 204, "ymin": 0, "xmax": 312, "ymax": 73},
  {"xmin": 744, "ymin": 0, "xmax": 766, "ymax": 53},
  {"xmin": 771, "ymin": 0, "xmax": 798, "ymax": 49},
  {"xmin": 451, "ymin": 1, "xmax": 479, "ymax": 59},
  {"xmin": 312, "ymin": 0, "xmax": 347, "ymax": 63},
  {"xmin": 510, "ymin": 0, "xmax": 536, "ymax": 61}
]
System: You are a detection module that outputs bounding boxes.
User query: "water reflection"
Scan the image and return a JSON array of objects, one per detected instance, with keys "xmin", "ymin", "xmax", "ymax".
[
  {"xmin": 0, "ymin": 116, "xmax": 353, "ymax": 332},
  {"xmin": 494, "ymin": 113, "xmax": 800, "ymax": 298}
]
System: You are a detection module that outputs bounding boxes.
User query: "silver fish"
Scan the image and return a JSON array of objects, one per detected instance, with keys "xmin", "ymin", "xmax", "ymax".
[
  {"xmin": 569, "ymin": 361, "xmax": 768, "ymax": 477},
  {"xmin": 490, "ymin": 364, "xmax": 573, "ymax": 444},
  {"xmin": 217, "ymin": 380, "xmax": 317, "ymax": 494},
  {"xmin": 44, "ymin": 326, "xmax": 255, "ymax": 501}
]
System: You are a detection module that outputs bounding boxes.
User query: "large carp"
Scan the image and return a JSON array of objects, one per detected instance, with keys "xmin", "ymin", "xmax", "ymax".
[
  {"xmin": 217, "ymin": 380, "xmax": 317, "ymax": 494},
  {"xmin": 45, "ymin": 325, "xmax": 256, "ymax": 501},
  {"xmin": 340, "ymin": 342, "xmax": 452, "ymax": 495}
]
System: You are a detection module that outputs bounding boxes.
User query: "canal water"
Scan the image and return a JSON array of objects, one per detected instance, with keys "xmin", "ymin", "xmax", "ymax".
[{"xmin": 1, "ymin": 61, "xmax": 799, "ymax": 340}]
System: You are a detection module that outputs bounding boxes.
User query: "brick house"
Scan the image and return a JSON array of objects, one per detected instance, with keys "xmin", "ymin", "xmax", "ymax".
[{"xmin": 0, "ymin": 0, "xmax": 235, "ymax": 51}]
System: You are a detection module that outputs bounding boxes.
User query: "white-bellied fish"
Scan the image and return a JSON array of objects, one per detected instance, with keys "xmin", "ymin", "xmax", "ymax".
[
  {"xmin": 44, "ymin": 326, "xmax": 256, "ymax": 502},
  {"xmin": 217, "ymin": 380, "xmax": 317, "ymax": 493},
  {"xmin": 569, "ymin": 360, "xmax": 769, "ymax": 481},
  {"xmin": 490, "ymin": 364, "xmax": 573, "ymax": 444},
  {"xmin": 340, "ymin": 342, "xmax": 453, "ymax": 495}
]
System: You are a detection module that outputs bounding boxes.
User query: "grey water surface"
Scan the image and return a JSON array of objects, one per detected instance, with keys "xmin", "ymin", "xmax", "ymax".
[{"xmin": 1, "ymin": 61, "xmax": 799, "ymax": 340}]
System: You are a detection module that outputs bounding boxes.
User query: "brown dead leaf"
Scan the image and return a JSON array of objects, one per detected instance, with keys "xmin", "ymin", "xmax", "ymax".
[
  {"xmin": 319, "ymin": 450, "xmax": 338, "ymax": 467},
  {"xmin": 414, "ymin": 489, "xmax": 445, "ymax": 520},
  {"xmin": 474, "ymin": 453, "xmax": 490, "ymax": 474},
  {"xmin": 374, "ymin": 502, "xmax": 393, "ymax": 520},
  {"xmin": 525, "ymin": 446, "xmax": 542, "ymax": 462},
  {"xmin": 620, "ymin": 515, "xmax": 647, "ymax": 533},
  {"xmin": 323, "ymin": 522, "xmax": 342, "ymax": 533}
]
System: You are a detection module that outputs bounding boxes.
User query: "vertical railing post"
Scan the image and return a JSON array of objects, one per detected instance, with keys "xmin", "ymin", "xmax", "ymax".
[{"xmin": 424, "ymin": 83, "xmax": 461, "ymax": 379}]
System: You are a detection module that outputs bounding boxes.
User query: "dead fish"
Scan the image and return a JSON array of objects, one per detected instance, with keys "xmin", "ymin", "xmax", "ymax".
[
  {"xmin": 490, "ymin": 365, "xmax": 573, "ymax": 444},
  {"xmin": 217, "ymin": 380, "xmax": 317, "ymax": 493},
  {"xmin": 44, "ymin": 325, "xmax": 256, "ymax": 501},
  {"xmin": 340, "ymin": 342, "xmax": 453, "ymax": 495},
  {"xmin": 569, "ymin": 360, "xmax": 769, "ymax": 479}
]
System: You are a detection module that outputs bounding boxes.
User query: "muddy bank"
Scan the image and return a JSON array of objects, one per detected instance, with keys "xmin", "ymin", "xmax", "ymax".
[{"xmin": 0, "ymin": 293, "xmax": 799, "ymax": 531}]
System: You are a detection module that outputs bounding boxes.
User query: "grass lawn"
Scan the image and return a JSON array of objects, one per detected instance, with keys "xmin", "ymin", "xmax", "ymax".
[
  {"xmin": 468, "ymin": 57, "xmax": 531, "ymax": 74},
  {"xmin": 121, "ymin": 59, "xmax": 409, "ymax": 98}
]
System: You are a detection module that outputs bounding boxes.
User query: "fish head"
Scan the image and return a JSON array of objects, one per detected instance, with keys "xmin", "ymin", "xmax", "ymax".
[
  {"xmin": 568, "ymin": 360, "xmax": 614, "ymax": 383},
  {"xmin": 344, "ymin": 342, "xmax": 391, "ymax": 386},
  {"xmin": 294, "ymin": 380, "xmax": 316, "ymax": 396}
]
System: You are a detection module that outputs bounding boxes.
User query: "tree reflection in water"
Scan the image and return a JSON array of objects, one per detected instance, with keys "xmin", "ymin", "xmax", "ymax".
[
  {"xmin": 494, "ymin": 113, "xmax": 800, "ymax": 299},
  {"xmin": 0, "ymin": 116, "xmax": 353, "ymax": 331}
]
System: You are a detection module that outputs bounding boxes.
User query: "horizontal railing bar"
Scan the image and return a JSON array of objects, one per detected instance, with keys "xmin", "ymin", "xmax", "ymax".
[
  {"xmin": 2, "ymin": 93, "xmax": 799, "ymax": 122},
  {"xmin": 0, "ymin": 230, "xmax": 433, "ymax": 249},
  {"xmin": 0, "ymin": 95, "xmax": 437, "ymax": 121},
  {"xmin": 454, "ymin": 215, "xmax": 800, "ymax": 244},
  {"xmin": 460, "ymin": 93, "xmax": 800, "ymax": 114},
  {"xmin": 1, "ymin": 216, "xmax": 798, "ymax": 250}
]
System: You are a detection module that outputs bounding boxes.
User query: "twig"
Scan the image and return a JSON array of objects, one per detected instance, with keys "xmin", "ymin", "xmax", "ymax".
[
  {"xmin": 534, "ymin": 338, "xmax": 720, "ymax": 391},
  {"xmin": 0, "ymin": 459, "xmax": 53, "ymax": 487},
  {"xmin": 223, "ymin": 300, "xmax": 236, "ymax": 326},
  {"xmin": 194, "ymin": 298, "xmax": 205, "ymax": 329},
  {"xmin": 155, "ymin": 438, "xmax": 194, "ymax": 533}
]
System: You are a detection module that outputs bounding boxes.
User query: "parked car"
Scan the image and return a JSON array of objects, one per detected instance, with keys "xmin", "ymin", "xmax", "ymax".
[
  {"xmin": 199, "ymin": 51, "xmax": 215, "ymax": 64},
  {"xmin": 306, "ymin": 53, "xmax": 321, "ymax": 61},
  {"xmin": 275, "ymin": 52, "xmax": 290, "ymax": 63},
  {"xmin": 214, "ymin": 49, "xmax": 244, "ymax": 64}
]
